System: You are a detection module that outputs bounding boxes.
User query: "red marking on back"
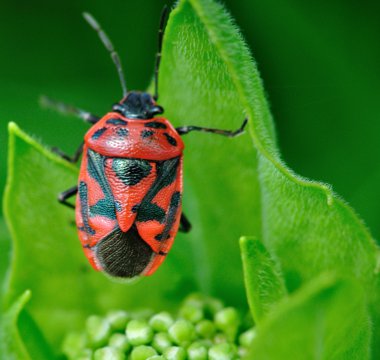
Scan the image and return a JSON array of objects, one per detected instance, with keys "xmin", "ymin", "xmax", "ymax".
[
  {"xmin": 85, "ymin": 113, "xmax": 184, "ymax": 160},
  {"xmin": 138, "ymin": 158, "xmax": 183, "ymax": 276},
  {"xmin": 76, "ymin": 146, "xmax": 117, "ymax": 271},
  {"xmin": 104, "ymin": 159, "xmax": 158, "ymax": 232}
]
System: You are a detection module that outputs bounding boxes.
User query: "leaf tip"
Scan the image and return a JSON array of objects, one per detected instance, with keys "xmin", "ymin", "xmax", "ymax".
[
  {"xmin": 239, "ymin": 235, "xmax": 257, "ymax": 246},
  {"xmin": 239, "ymin": 235, "xmax": 248, "ymax": 246},
  {"xmin": 239, "ymin": 236, "xmax": 262, "ymax": 257},
  {"xmin": 6, "ymin": 289, "xmax": 32, "ymax": 313},
  {"xmin": 20, "ymin": 289, "xmax": 32, "ymax": 304},
  {"xmin": 8, "ymin": 121, "xmax": 20, "ymax": 135}
]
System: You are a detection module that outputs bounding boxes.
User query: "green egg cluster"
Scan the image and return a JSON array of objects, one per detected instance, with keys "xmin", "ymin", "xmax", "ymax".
[{"xmin": 62, "ymin": 294, "xmax": 256, "ymax": 360}]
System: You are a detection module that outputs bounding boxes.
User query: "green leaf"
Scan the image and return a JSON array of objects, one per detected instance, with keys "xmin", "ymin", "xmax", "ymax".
[
  {"xmin": 162, "ymin": 0, "xmax": 378, "ymax": 308},
  {"xmin": 371, "ymin": 273, "xmax": 380, "ymax": 358},
  {"xmin": 161, "ymin": 0, "xmax": 380, "ymax": 352},
  {"xmin": 258, "ymin": 155, "xmax": 379, "ymax": 291},
  {"xmin": 0, "ymin": 217, "xmax": 11, "ymax": 305},
  {"xmin": 239, "ymin": 237, "xmax": 287, "ymax": 324},
  {"xmin": 0, "ymin": 290, "xmax": 54, "ymax": 360},
  {"xmin": 249, "ymin": 274, "xmax": 371, "ymax": 359}
]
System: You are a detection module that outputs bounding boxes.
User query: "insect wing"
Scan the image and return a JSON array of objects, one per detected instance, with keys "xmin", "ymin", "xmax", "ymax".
[
  {"xmin": 135, "ymin": 157, "xmax": 183, "ymax": 274},
  {"xmin": 104, "ymin": 157, "xmax": 158, "ymax": 233}
]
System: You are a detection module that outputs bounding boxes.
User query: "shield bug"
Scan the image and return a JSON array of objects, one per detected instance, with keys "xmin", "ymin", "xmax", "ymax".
[{"xmin": 42, "ymin": 7, "xmax": 247, "ymax": 278}]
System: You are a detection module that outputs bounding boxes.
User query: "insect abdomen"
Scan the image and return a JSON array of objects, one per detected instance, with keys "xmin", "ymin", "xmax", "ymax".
[{"xmin": 95, "ymin": 225, "xmax": 153, "ymax": 277}]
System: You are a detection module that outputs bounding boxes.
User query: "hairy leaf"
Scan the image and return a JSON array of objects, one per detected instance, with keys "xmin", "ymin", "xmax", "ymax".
[
  {"xmin": 166, "ymin": 0, "xmax": 379, "ymax": 313},
  {"xmin": 240, "ymin": 237, "xmax": 287, "ymax": 324},
  {"xmin": 0, "ymin": 217, "xmax": 11, "ymax": 305},
  {"xmin": 249, "ymin": 275, "xmax": 371, "ymax": 359},
  {"xmin": 0, "ymin": 290, "xmax": 54, "ymax": 360},
  {"xmin": 162, "ymin": 0, "xmax": 380, "ymax": 354}
]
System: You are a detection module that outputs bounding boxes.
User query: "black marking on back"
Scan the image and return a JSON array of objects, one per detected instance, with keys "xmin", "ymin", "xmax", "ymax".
[
  {"xmin": 78, "ymin": 181, "xmax": 96, "ymax": 235},
  {"xmin": 91, "ymin": 127, "xmax": 107, "ymax": 140},
  {"xmin": 116, "ymin": 128, "xmax": 129, "ymax": 137},
  {"xmin": 156, "ymin": 158, "xmax": 179, "ymax": 189},
  {"xmin": 95, "ymin": 225, "xmax": 153, "ymax": 278},
  {"xmin": 136, "ymin": 202, "xmax": 166, "ymax": 223},
  {"xmin": 155, "ymin": 233, "xmax": 170, "ymax": 241},
  {"xmin": 87, "ymin": 150, "xmax": 116, "ymax": 220},
  {"xmin": 112, "ymin": 158, "xmax": 152, "ymax": 186},
  {"xmin": 90, "ymin": 198, "xmax": 117, "ymax": 220},
  {"xmin": 145, "ymin": 121, "xmax": 167, "ymax": 129},
  {"xmin": 155, "ymin": 191, "xmax": 181, "ymax": 242},
  {"xmin": 136, "ymin": 157, "xmax": 179, "ymax": 224},
  {"xmin": 141, "ymin": 130, "xmax": 154, "ymax": 138},
  {"xmin": 163, "ymin": 133, "xmax": 177, "ymax": 146},
  {"xmin": 106, "ymin": 118, "xmax": 128, "ymax": 125}
]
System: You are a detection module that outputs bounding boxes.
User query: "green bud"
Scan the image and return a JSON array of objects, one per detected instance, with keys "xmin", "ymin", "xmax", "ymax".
[
  {"xmin": 149, "ymin": 311, "xmax": 174, "ymax": 332},
  {"xmin": 168, "ymin": 319, "xmax": 195, "ymax": 345},
  {"xmin": 214, "ymin": 307, "xmax": 240, "ymax": 341},
  {"xmin": 86, "ymin": 315, "xmax": 112, "ymax": 348},
  {"xmin": 62, "ymin": 331, "xmax": 87, "ymax": 359},
  {"xmin": 75, "ymin": 349, "xmax": 93, "ymax": 360},
  {"xmin": 182, "ymin": 293, "xmax": 206, "ymax": 308},
  {"xmin": 94, "ymin": 346, "xmax": 125, "ymax": 360},
  {"xmin": 205, "ymin": 298, "xmax": 224, "ymax": 317},
  {"xmin": 163, "ymin": 346, "xmax": 187, "ymax": 360},
  {"xmin": 126, "ymin": 319, "xmax": 154, "ymax": 346},
  {"xmin": 187, "ymin": 341, "xmax": 208, "ymax": 360},
  {"xmin": 209, "ymin": 343, "xmax": 237, "ymax": 360},
  {"xmin": 108, "ymin": 333, "xmax": 131, "ymax": 353},
  {"xmin": 239, "ymin": 328, "xmax": 256, "ymax": 348},
  {"xmin": 62, "ymin": 293, "xmax": 252, "ymax": 360},
  {"xmin": 132, "ymin": 309, "xmax": 155, "ymax": 321},
  {"xmin": 195, "ymin": 319, "xmax": 216, "ymax": 339},
  {"xmin": 196, "ymin": 339, "xmax": 213, "ymax": 348},
  {"xmin": 106, "ymin": 310, "xmax": 130, "ymax": 331},
  {"xmin": 152, "ymin": 332, "xmax": 172, "ymax": 353},
  {"xmin": 213, "ymin": 332, "xmax": 228, "ymax": 344},
  {"xmin": 238, "ymin": 346, "xmax": 248, "ymax": 358},
  {"xmin": 179, "ymin": 303, "xmax": 204, "ymax": 323},
  {"xmin": 130, "ymin": 345, "xmax": 157, "ymax": 360}
]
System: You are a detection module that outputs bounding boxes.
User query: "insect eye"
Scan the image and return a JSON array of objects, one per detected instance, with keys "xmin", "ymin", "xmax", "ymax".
[
  {"xmin": 149, "ymin": 106, "xmax": 164, "ymax": 117},
  {"xmin": 112, "ymin": 103, "xmax": 125, "ymax": 114}
]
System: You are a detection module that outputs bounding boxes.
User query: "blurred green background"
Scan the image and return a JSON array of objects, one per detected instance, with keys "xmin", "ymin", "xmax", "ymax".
[{"xmin": 1, "ymin": 0, "xmax": 380, "ymax": 240}]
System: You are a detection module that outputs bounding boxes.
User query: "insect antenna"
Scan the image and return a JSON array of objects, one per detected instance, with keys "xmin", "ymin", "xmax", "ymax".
[
  {"xmin": 83, "ymin": 12, "xmax": 128, "ymax": 97},
  {"xmin": 154, "ymin": 5, "xmax": 169, "ymax": 100}
]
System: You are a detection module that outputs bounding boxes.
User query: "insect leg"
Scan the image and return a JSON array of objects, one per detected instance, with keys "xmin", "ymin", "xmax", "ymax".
[
  {"xmin": 58, "ymin": 186, "xmax": 78, "ymax": 209},
  {"xmin": 154, "ymin": 5, "xmax": 170, "ymax": 100},
  {"xmin": 52, "ymin": 143, "xmax": 84, "ymax": 163},
  {"xmin": 179, "ymin": 212, "xmax": 192, "ymax": 233},
  {"xmin": 176, "ymin": 118, "xmax": 248, "ymax": 137},
  {"xmin": 40, "ymin": 96, "xmax": 100, "ymax": 124}
]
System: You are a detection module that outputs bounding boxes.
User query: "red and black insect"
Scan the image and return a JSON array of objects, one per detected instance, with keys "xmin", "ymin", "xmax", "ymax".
[{"xmin": 43, "ymin": 7, "xmax": 247, "ymax": 278}]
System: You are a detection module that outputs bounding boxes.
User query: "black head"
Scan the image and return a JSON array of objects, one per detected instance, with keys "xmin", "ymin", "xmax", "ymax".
[{"xmin": 112, "ymin": 91, "xmax": 164, "ymax": 119}]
